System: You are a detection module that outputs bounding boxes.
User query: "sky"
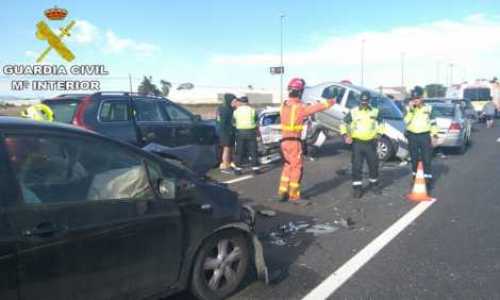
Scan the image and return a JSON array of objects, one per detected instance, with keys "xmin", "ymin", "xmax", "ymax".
[{"xmin": 1, "ymin": 0, "xmax": 500, "ymax": 98}]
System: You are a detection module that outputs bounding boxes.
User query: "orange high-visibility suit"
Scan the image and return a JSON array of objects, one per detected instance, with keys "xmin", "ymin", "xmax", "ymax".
[{"xmin": 279, "ymin": 98, "xmax": 335, "ymax": 201}]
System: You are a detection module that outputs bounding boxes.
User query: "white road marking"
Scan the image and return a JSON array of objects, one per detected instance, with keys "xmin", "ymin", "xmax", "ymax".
[
  {"xmin": 223, "ymin": 175, "xmax": 254, "ymax": 184},
  {"xmin": 302, "ymin": 199, "xmax": 437, "ymax": 300}
]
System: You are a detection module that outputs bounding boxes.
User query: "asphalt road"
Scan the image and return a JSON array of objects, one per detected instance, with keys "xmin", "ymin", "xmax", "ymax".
[{"xmin": 170, "ymin": 121, "xmax": 500, "ymax": 300}]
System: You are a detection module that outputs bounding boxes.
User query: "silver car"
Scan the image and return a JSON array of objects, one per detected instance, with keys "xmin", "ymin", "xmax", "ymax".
[
  {"xmin": 302, "ymin": 82, "xmax": 409, "ymax": 161},
  {"xmin": 430, "ymin": 102, "xmax": 472, "ymax": 154}
]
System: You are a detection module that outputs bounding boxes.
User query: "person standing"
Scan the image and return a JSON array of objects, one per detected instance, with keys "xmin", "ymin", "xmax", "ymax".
[
  {"xmin": 481, "ymin": 101, "xmax": 496, "ymax": 128},
  {"xmin": 232, "ymin": 96, "xmax": 259, "ymax": 174},
  {"xmin": 340, "ymin": 91, "xmax": 384, "ymax": 198},
  {"xmin": 216, "ymin": 93, "xmax": 237, "ymax": 174},
  {"xmin": 277, "ymin": 78, "xmax": 336, "ymax": 205},
  {"xmin": 404, "ymin": 86, "xmax": 439, "ymax": 190}
]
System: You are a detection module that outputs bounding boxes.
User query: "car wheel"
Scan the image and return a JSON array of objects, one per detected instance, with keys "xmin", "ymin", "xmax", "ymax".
[
  {"xmin": 191, "ymin": 230, "xmax": 250, "ymax": 300},
  {"xmin": 377, "ymin": 137, "xmax": 394, "ymax": 162}
]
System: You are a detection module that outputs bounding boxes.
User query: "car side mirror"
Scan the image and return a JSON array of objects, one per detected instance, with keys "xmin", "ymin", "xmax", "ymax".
[
  {"xmin": 193, "ymin": 115, "xmax": 202, "ymax": 122},
  {"xmin": 157, "ymin": 178, "xmax": 176, "ymax": 200}
]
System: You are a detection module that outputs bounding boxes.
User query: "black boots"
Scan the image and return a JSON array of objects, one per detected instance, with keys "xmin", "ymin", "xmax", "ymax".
[
  {"xmin": 369, "ymin": 181, "xmax": 382, "ymax": 194},
  {"xmin": 353, "ymin": 186, "xmax": 363, "ymax": 199}
]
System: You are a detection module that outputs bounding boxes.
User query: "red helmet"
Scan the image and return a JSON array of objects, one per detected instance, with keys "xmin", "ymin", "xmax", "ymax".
[{"xmin": 288, "ymin": 78, "xmax": 305, "ymax": 91}]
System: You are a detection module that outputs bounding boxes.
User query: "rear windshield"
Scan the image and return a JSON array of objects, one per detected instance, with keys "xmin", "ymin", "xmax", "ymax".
[
  {"xmin": 463, "ymin": 88, "xmax": 491, "ymax": 101},
  {"xmin": 43, "ymin": 100, "xmax": 80, "ymax": 123},
  {"xmin": 431, "ymin": 105, "xmax": 455, "ymax": 118}
]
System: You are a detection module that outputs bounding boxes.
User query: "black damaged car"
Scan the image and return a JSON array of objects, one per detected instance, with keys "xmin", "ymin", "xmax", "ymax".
[{"xmin": 0, "ymin": 117, "xmax": 267, "ymax": 300}]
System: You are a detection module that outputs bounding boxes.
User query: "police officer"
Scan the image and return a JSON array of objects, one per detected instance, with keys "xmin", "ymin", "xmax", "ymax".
[
  {"xmin": 21, "ymin": 103, "xmax": 54, "ymax": 122},
  {"xmin": 341, "ymin": 91, "xmax": 384, "ymax": 198},
  {"xmin": 232, "ymin": 96, "xmax": 259, "ymax": 174},
  {"xmin": 404, "ymin": 86, "xmax": 439, "ymax": 190}
]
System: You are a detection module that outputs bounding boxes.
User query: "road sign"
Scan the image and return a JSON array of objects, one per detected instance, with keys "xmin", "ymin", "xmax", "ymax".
[{"xmin": 270, "ymin": 66, "xmax": 284, "ymax": 75}]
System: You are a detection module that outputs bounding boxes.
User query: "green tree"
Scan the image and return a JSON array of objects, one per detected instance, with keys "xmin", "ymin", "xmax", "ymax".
[
  {"xmin": 425, "ymin": 84, "xmax": 447, "ymax": 98},
  {"xmin": 160, "ymin": 80, "xmax": 172, "ymax": 97},
  {"xmin": 137, "ymin": 76, "xmax": 161, "ymax": 96}
]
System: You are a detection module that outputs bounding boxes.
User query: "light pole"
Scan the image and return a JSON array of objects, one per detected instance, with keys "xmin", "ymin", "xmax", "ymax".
[
  {"xmin": 449, "ymin": 63, "xmax": 454, "ymax": 85},
  {"xmin": 280, "ymin": 14, "xmax": 285, "ymax": 102},
  {"xmin": 436, "ymin": 61, "xmax": 440, "ymax": 84},
  {"xmin": 361, "ymin": 39, "xmax": 365, "ymax": 86},
  {"xmin": 400, "ymin": 52, "xmax": 405, "ymax": 89}
]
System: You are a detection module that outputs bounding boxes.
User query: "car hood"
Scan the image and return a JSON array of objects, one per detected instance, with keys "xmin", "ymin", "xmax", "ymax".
[{"xmin": 384, "ymin": 119, "xmax": 407, "ymax": 142}]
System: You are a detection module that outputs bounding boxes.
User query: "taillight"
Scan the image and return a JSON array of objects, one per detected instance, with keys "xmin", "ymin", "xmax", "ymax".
[
  {"xmin": 72, "ymin": 96, "xmax": 94, "ymax": 131},
  {"xmin": 448, "ymin": 122, "xmax": 461, "ymax": 133}
]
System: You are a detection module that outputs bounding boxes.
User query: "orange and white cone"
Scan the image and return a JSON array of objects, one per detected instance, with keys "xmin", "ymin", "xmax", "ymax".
[{"xmin": 406, "ymin": 161, "xmax": 435, "ymax": 202}]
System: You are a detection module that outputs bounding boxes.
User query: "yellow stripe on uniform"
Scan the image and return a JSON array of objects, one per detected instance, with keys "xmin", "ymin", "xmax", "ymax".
[{"xmin": 290, "ymin": 182, "xmax": 300, "ymax": 188}]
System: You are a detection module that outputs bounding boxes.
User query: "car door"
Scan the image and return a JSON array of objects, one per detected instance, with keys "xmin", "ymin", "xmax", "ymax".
[
  {"xmin": 134, "ymin": 99, "xmax": 177, "ymax": 147},
  {"xmin": 94, "ymin": 99, "xmax": 138, "ymax": 145},
  {"xmin": 0, "ymin": 135, "xmax": 19, "ymax": 300},
  {"xmin": 159, "ymin": 101, "xmax": 218, "ymax": 173},
  {"xmin": 3, "ymin": 131, "xmax": 183, "ymax": 300}
]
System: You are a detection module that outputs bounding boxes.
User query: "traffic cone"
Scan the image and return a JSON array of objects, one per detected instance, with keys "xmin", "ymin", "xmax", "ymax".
[{"xmin": 406, "ymin": 161, "xmax": 435, "ymax": 202}]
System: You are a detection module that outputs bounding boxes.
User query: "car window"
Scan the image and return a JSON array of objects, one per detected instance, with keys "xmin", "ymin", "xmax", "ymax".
[
  {"xmin": 4, "ymin": 135, "xmax": 163, "ymax": 205},
  {"xmin": 161, "ymin": 102, "xmax": 193, "ymax": 122},
  {"xmin": 431, "ymin": 106, "xmax": 455, "ymax": 118},
  {"xmin": 262, "ymin": 113, "xmax": 280, "ymax": 126},
  {"xmin": 44, "ymin": 100, "xmax": 79, "ymax": 123},
  {"xmin": 374, "ymin": 97, "xmax": 404, "ymax": 120},
  {"xmin": 135, "ymin": 100, "xmax": 166, "ymax": 122},
  {"xmin": 464, "ymin": 88, "xmax": 491, "ymax": 101},
  {"xmin": 322, "ymin": 85, "xmax": 346, "ymax": 104},
  {"xmin": 346, "ymin": 91, "xmax": 360, "ymax": 109},
  {"xmin": 99, "ymin": 101, "xmax": 130, "ymax": 122}
]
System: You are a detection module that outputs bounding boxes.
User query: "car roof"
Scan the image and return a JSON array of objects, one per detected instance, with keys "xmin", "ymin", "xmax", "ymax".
[
  {"xmin": 43, "ymin": 94, "xmax": 90, "ymax": 101},
  {"xmin": 308, "ymin": 81, "xmax": 383, "ymax": 96},
  {"xmin": 0, "ymin": 116, "xmax": 94, "ymax": 134},
  {"xmin": 429, "ymin": 102, "xmax": 457, "ymax": 108},
  {"xmin": 424, "ymin": 98, "xmax": 464, "ymax": 101}
]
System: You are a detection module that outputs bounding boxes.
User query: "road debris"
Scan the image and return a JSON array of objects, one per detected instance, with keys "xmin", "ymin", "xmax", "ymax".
[
  {"xmin": 305, "ymin": 224, "xmax": 338, "ymax": 236},
  {"xmin": 335, "ymin": 217, "xmax": 356, "ymax": 229},
  {"xmin": 258, "ymin": 209, "xmax": 277, "ymax": 217},
  {"xmin": 264, "ymin": 220, "xmax": 340, "ymax": 246}
]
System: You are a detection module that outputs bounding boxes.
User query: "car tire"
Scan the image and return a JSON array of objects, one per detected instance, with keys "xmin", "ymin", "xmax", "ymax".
[
  {"xmin": 377, "ymin": 137, "xmax": 395, "ymax": 162},
  {"xmin": 191, "ymin": 230, "xmax": 250, "ymax": 300}
]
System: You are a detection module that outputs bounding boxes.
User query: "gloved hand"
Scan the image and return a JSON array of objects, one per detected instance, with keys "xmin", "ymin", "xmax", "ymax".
[{"xmin": 344, "ymin": 135, "xmax": 353, "ymax": 145}]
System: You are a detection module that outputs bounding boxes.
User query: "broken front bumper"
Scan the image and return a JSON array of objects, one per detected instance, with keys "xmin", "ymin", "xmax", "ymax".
[{"xmin": 241, "ymin": 205, "xmax": 270, "ymax": 284}]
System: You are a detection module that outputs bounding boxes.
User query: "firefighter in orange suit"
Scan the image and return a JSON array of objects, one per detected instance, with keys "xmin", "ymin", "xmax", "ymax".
[{"xmin": 277, "ymin": 78, "xmax": 336, "ymax": 205}]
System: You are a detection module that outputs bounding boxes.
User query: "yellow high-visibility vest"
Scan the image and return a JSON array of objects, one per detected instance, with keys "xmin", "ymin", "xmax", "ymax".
[
  {"xmin": 404, "ymin": 105, "xmax": 438, "ymax": 135},
  {"xmin": 21, "ymin": 103, "xmax": 54, "ymax": 122},
  {"xmin": 340, "ymin": 106, "xmax": 383, "ymax": 141},
  {"xmin": 233, "ymin": 105, "xmax": 257, "ymax": 130}
]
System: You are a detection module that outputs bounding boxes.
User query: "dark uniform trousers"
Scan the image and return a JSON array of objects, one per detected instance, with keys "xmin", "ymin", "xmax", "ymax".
[
  {"xmin": 407, "ymin": 131, "xmax": 432, "ymax": 176},
  {"xmin": 352, "ymin": 139, "xmax": 379, "ymax": 183},
  {"xmin": 235, "ymin": 129, "xmax": 258, "ymax": 167}
]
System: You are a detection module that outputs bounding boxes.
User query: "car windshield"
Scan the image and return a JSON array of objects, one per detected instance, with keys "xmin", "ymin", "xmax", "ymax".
[
  {"xmin": 370, "ymin": 96, "xmax": 404, "ymax": 120},
  {"xmin": 464, "ymin": 88, "xmax": 491, "ymax": 101},
  {"xmin": 44, "ymin": 100, "xmax": 80, "ymax": 123},
  {"xmin": 431, "ymin": 105, "xmax": 455, "ymax": 118}
]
